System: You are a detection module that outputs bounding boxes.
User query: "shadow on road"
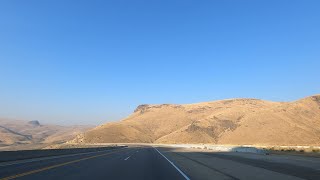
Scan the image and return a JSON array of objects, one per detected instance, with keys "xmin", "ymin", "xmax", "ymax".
[{"xmin": 157, "ymin": 146, "xmax": 320, "ymax": 180}]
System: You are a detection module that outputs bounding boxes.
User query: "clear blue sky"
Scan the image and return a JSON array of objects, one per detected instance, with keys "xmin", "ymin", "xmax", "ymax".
[{"xmin": 0, "ymin": 0, "xmax": 319, "ymax": 125}]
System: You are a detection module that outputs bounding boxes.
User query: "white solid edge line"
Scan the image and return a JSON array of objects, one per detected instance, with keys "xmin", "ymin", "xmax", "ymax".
[{"xmin": 153, "ymin": 147, "xmax": 190, "ymax": 180}]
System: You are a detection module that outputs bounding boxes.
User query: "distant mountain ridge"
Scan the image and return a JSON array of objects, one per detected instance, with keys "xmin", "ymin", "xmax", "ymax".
[
  {"xmin": 0, "ymin": 118, "xmax": 93, "ymax": 151},
  {"xmin": 72, "ymin": 95, "xmax": 320, "ymax": 146}
]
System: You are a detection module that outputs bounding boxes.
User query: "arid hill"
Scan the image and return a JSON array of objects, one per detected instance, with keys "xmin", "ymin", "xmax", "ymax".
[
  {"xmin": 0, "ymin": 118, "xmax": 93, "ymax": 151},
  {"xmin": 72, "ymin": 95, "xmax": 320, "ymax": 146}
]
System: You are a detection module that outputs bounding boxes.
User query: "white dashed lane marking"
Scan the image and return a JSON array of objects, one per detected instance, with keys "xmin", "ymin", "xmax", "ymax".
[{"xmin": 124, "ymin": 156, "xmax": 131, "ymax": 161}]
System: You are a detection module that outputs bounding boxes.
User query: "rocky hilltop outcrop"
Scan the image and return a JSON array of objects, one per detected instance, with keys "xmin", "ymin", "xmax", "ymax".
[{"xmin": 28, "ymin": 120, "xmax": 41, "ymax": 126}]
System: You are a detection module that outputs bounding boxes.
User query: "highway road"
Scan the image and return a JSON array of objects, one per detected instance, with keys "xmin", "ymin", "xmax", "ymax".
[
  {"xmin": 0, "ymin": 146, "xmax": 319, "ymax": 180},
  {"xmin": 0, "ymin": 146, "xmax": 188, "ymax": 180}
]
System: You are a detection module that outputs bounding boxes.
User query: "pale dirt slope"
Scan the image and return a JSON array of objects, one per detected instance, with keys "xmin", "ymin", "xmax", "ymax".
[{"xmin": 72, "ymin": 95, "xmax": 320, "ymax": 146}]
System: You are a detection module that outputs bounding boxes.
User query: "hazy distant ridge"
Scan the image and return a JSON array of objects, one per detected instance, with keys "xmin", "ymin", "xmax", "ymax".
[{"xmin": 0, "ymin": 118, "xmax": 92, "ymax": 150}]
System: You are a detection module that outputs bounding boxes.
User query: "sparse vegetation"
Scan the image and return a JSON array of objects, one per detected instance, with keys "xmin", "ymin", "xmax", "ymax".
[
  {"xmin": 312, "ymin": 149, "xmax": 320, "ymax": 153},
  {"xmin": 266, "ymin": 146, "xmax": 320, "ymax": 155}
]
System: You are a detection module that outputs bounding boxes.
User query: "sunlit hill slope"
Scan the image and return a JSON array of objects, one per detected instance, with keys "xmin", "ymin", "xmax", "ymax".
[{"xmin": 72, "ymin": 95, "xmax": 320, "ymax": 146}]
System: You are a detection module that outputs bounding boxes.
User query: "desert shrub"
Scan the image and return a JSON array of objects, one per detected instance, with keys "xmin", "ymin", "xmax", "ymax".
[
  {"xmin": 312, "ymin": 149, "xmax": 320, "ymax": 153},
  {"xmin": 285, "ymin": 148, "xmax": 295, "ymax": 152}
]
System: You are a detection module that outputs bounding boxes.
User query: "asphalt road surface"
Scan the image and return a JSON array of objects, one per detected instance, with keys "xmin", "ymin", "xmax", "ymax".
[
  {"xmin": 0, "ymin": 146, "xmax": 188, "ymax": 180},
  {"xmin": 1, "ymin": 146, "xmax": 319, "ymax": 180}
]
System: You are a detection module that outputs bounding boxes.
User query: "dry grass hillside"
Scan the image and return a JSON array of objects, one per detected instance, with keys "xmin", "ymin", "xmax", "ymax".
[
  {"xmin": 0, "ymin": 118, "xmax": 92, "ymax": 151},
  {"xmin": 72, "ymin": 95, "xmax": 320, "ymax": 146}
]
